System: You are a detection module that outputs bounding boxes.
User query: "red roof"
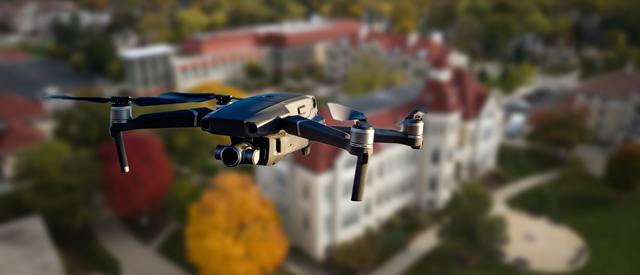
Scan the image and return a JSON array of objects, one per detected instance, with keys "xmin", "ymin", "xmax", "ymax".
[
  {"xmin": 0, "ymin": 121, "xmax": 45, "ymax": 153},
  {"xmin": 0, "ymin": 48, "xmax": 28, "ymax": 63},
  {"xmin": 294, "ymin": 68, "xmax": 489, "ymax": 173},
  {"xmin": 182, "ymin": 20, "xmax": 361, "ymax": 54},
  {"xmin": 452, "ymin": 68, "xmax": 487, "ymax": 120},
  {"xmin": 0, "ymin": 94, "xmax": 47, "ymax": 121},
  {"xmin": 577, "ymin": 69, "xmax": 640, "ymax": 98}
]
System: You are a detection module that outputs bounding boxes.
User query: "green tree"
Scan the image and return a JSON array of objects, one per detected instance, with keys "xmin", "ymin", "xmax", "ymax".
[
  {"xmin": 14, "ymin": 140, "xmax": 98, "ymax": 232},
  {"xmin": 244, "ymin": 62, "xmax": 268, "ymax": 80},
  {"xmin": 439, "ymin": 182, "xmax": 506, "ymax": 267},
  {"xmin": 165, "ymin": 177, "xmax": 203, "ymax": 221},
  {"xmin": 605, "ymin": 143, "xmax": 640, "ymax": 194},
  {"xmin": 155, "ymin": 127, "xmax": 227, "ymax": 177},
  {"xmin": 343, "ymin": 50, "xmax": 406, "ymax": 95},
  {"xmin": 54, "ymin": 88, "xmax": 111, "ymax": 150}
]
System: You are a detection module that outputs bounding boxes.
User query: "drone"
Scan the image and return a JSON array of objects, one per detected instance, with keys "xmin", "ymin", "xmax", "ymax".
[{"xmin": 48, "ymin": 92, "xmax": 425, "ymax": 201}]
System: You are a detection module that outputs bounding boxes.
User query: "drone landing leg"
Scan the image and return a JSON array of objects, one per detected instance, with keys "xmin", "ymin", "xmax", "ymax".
[
  {"xmin": 111, "ymin": 131, "xmax": 129, "ymax": 173},
  {"xmin": 351, "ymin": 153, "xmax": 369, "ymax": 201}
]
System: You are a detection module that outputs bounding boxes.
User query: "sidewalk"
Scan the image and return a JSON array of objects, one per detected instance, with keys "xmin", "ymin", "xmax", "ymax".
[
  {"xmin": 367, "ymin": 171, "xmax": 559, "ymax": 275},
  {"xmin": 93, "ymin": 210, "xmax": 188, "ymax": 275}
]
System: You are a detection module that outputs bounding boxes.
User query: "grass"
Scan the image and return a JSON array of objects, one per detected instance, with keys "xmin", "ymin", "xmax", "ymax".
[
  {"xmin": 405, "ymin": 162, "xmax": 640, "ymax": 275},
  {"xmin": 158, "ymin": 227, "xmax": 197, "ymax": 274},
  {"xmin": 498, "ymin": 145, "xmax": 563, "ymax": 181}
]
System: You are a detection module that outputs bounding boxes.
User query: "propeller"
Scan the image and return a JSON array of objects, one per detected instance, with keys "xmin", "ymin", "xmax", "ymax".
[
  {"xmin": 46, "ymin": 92, "xmax": 237, "ymax": 106},
  {"xmin": 327, "ymin": 102, "xmax": 367, "ymax": 122}
]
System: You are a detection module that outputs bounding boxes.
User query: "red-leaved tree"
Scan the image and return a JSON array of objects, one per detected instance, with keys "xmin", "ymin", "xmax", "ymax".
[{"xmin": 100, "ymin": 132, "xmax": 174, "ymax": 218}]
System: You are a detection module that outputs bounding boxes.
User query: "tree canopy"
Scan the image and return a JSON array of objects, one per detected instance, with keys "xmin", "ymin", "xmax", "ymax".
[
  {"xmin": 14, "ymin": 140, "xmax": 98, "ymax": 232},
  {"xmin": 528, "ymin": 106, "xmax": 590, "ymax": 151},
  {"xmin": 343, "ymin": 50, "xmax": 407, "ymax": 95},
  {"xmin": 185, "ymin": 172, "xmax": 288, "ymax": 275},
  {"xmin": 605, "ymin": 143, "xmax": 640, "ymax": 193},
  {"xmin": 100, "ymin": 132, "xmax": 174, "ymax": 218},
  {"xmin": 439, "ymin": 182, "xmax": 506, "ymax": 266}
]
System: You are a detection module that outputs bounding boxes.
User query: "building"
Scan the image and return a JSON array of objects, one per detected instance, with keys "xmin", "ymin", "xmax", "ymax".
[
  {"xmin": 324, "ymin": 27, "xmax": 469, "ymax": 85},
  {"xmin": 119, "ymin": 18, "xmax": 360, "ymax": 93},
  {"xmin": 120, "ymin": 44, "xmax": 175, "ymax": 95},
  {"xmin": 256, "ymin": 56, "xmax": 503, "ymax": 260},
  {"xmin": 0, "ymin": 94, "xmax": 49, "ymax": 193},
  {"xmin": 574, "ymin": 67, "xmax": 640, "ymax": 144}
]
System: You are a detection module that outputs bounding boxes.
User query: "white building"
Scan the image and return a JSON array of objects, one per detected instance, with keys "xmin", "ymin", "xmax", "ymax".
[
  {"xmin": 574, "ymin": 67, "xmax": 640, "ymax": 144},
  {"xmin": 119, "ymin": 18, "xmax": 360, "ymax": 94},
  {"xmin": 257, "ymin": 60, "xmax": 503, "ymax": 260},
  {"xmin": 119, "ymin": 44, "xmax": 175, "ymax": 95}
]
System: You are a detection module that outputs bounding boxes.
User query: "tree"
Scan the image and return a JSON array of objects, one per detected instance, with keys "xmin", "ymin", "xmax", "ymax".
[
  {"xmin": 244, "ymin": 62, "xmax": 268, "ymax": 80},
  {"xmin": 14, "ymin": 140, "xmax": 98, "ymax": 232},
  {"xmin": 605, "ymin": 143, "xmax": 640, "ymax": 193},
  {"xmin": 343, "ymin": 50, "xmax": 407, "ymax": 95},
  {"xmin": 54, "ymin": 88, "xmax": 111, "ymax": 149},
  {"xmin": 439, "ymin": 182, "xmax": 506, "ymax": 267},
  {"xmin": 100, "ymin": 132, "xmax": 174, "ymax": 218},
  {"xmin": 165, "ymin": 177, "xmax": 202, "ymax": 221},
  {"xmin": 186, "ymin": 172, "xmax": 288, "ymax": 275},
  {"xmin": 528, "ymin": 106, "xmax": 590, "ymax": 151}
]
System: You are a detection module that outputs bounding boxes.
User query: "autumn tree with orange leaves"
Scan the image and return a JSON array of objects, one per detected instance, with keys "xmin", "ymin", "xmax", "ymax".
[
  {"xmin": 185, "ymin": 171, "xmax": 288, "ymax": 275},
  {"xmin": 528, "ymin": 106, "xmax": 590, "ymax": 151}
]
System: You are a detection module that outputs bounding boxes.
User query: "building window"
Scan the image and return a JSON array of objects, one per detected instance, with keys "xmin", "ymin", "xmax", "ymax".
[
  {"xmin": 302, "ymin": 184, "xmax": 309, "ymax": 199},
  {"xmin": 303, "ymin": 214, "xmax": 310, "ymax": 231},
  {"xmin": 342, "ymin": 208, "xmax": 359, "ymax": 228},
  {"xmin": 429, "ymin": 177, "xmax": 438, "ymax": 191},
  {"xmin": 431, "ymin": 150, "xmax": 440, "ymax": 164}
]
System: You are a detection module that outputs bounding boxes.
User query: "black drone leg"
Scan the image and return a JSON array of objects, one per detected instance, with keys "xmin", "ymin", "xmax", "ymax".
[
  {"xmin": 351, "ymin": 153, "xmax": 370, "ymax": 201},
  {"xmin": 112, "ymin": 131, "xmax": 130, "ymax": 173}
]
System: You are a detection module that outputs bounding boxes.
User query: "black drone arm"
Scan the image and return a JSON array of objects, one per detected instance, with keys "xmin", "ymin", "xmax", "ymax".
[
  {"xmin": 109, "ymin": 107, "xmax": 213, "ymax": 173},
  {"xmin": 281, "ymin": 115, "xmax": 350, "ymax": 150}
]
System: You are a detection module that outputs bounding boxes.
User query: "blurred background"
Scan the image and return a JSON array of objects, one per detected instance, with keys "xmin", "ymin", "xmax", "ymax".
[{"xmin": 0, "ymin": 0, "xmax": 639, "ymax": 275}]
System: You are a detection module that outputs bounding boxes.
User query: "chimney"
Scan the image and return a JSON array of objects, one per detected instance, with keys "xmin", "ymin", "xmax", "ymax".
[
  {"xmin": 625, "ymin": 62, "xmax": 635, "ymax": 75},
  {"xmin": 406, "ymin": 31, "xmax": 419, "ymax": 47},
  {"xmin": 358, "ymin": 24, "xmax": 370, "ymax": 41}
]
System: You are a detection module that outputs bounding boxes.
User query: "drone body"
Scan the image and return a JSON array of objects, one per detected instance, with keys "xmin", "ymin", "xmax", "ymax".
[{"xmin": 49, "ymin": 91, "xmax": 425, "ymax": 201}]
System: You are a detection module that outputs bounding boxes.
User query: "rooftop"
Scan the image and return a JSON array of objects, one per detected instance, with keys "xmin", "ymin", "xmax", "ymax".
[
  {"xmin": 119, "ymin": 44, "xmax": 175, "ymax": 59},
  {"xmin": 577, "ymin": 68, "xmax": 640, "ymax": 98}
]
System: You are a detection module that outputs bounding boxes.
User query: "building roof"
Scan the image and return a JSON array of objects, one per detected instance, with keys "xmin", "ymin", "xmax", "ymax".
[
  {"xmin": 182, "ymin": 19, "xmax": 360, "ymax": 54},
  {"xmin": 119, "ymin": 44, "xmax": 174, "ymax": 59},
  {"xmin": 0, "ymin": 93, "xmax": 47, "ymax": 120},
  {"xmin": 0, "ymin": 58, "xmax": 95, "ymax": 97},
  {"xmin": 0, "ymin": 215, "xmax": 65, "ymax": 275},
  {"xmin": 577, "ymin": 69, "xmax": 640, "ymax": 98},
  {"xmin": 294, "ymin": 68, "xmax": 490, "ymax": 173},
  {"xmin": 0, "ymin": 120, "xmax": 45, "ymax": 154}
]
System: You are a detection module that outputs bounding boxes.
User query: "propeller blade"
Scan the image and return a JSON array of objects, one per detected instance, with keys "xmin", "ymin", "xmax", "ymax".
[
  {"xmin": 45, "ymin": 95, "xmax": 111, "ymax": 103},
  {"xmin": 327, "ymin": 102, "xmax": 367, "ymax": 121},
  {"xmin": 46, "ymin": 92, "xmax": 237, "ymax": 106}
]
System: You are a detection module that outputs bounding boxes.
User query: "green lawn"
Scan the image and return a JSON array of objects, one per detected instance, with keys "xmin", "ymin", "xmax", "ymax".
[
  {"xmin": 498, "ymin": 145, "xmax": 563, "ymax": 181},
  {"xmin": 405, "ymin": 162, "xmax": 640, "ymax": 275}
]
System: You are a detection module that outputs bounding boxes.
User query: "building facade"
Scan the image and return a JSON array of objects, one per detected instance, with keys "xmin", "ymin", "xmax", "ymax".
[
  {"xmin": 256, "ymin": 58, "xmax": 503, "ymax": 260},
  {"xmin": 574, "ymin": 68, "xmax": 640, "ymax": 144},
  {"xmin": 119, "ymin": 18, "xmax": 360, "ymax": 93}
]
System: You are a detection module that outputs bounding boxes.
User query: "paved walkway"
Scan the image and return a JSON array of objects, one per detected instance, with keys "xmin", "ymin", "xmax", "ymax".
[
  {"xmin": 93, "ymin": 210, "xmax": 187, "ymax": 275},
  {"xmin": 369, "ymin": 226, "xmax": 439, "ymax": 275},
  {"xmin": 492, "ymin": 171, "xmax": 588, "ymax": 273},
  {"xmin": 366, "ymin": 171, "xmax": 564, "ymax": 275}
]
